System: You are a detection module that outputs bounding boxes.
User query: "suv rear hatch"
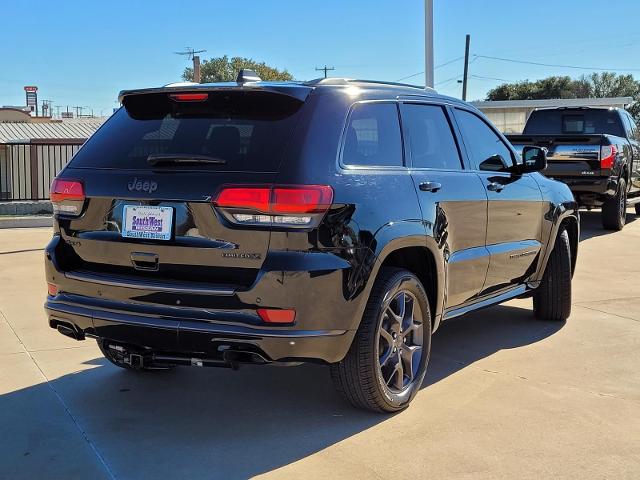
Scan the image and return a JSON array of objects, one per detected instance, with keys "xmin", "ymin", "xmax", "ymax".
[{"xmin": 53, "ymin": 87, "xmax": 311, "ymax": 295}]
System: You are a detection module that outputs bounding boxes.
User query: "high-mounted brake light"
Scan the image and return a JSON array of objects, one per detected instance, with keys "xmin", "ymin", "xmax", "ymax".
[
  {"xmin": 600, "ymin": 145, "xmax": 617, "ymax": 170},
  {"xmin": 213, "ymin": 185, "xmax": 333, "ymax": 228},
  {"xmin": 50, "ymin": 178, "xmax": 85, "ymax": 216},
  {"xmin": 169, "ymin": 93, "xmax": 209, "ymax": 102}
]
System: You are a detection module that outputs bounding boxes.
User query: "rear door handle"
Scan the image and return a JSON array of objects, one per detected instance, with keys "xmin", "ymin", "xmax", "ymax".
[
  {"xmin": 487, "ymin": 182, "xmax": 505, "ymax": 192},
  {"xmin": 419, "ymin": 181, "xmax": 442, "ymax": 192}
]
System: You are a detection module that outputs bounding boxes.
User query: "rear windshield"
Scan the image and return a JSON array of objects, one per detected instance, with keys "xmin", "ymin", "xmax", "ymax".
[
  {"xmin": 68, "ymin": 90, "xmax": 304, "ymax": 171},
  {"xmin": 523, "ymin": 109, "xmax": 624, "ymax": 136}
]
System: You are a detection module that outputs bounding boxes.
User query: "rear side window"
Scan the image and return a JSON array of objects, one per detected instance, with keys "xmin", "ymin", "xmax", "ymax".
[
  {"xmin": 400, "ymin": 104, "xmax": 462, "ymax": 170},
  {"xmin": 453, "ymin": 108, "xmax": 514, "ymax": 172},
  {"xmin": 68, "ymin": 91, "xmax": 304, "ymax": 171},
  {"xmin": 342, "ymin": 103, "xmax": 403, "ymax": 167}
]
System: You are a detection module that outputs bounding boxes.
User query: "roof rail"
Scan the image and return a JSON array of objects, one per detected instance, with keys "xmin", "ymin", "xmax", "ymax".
[{"xmin": 303, "ymin": 77, "xmax": 436, "ymax": 92}]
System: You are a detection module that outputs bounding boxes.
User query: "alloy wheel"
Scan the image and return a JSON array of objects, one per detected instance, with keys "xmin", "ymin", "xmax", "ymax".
[{"xmin": 376, "ymin": 290, "xmax": 424, "ymax": 393}]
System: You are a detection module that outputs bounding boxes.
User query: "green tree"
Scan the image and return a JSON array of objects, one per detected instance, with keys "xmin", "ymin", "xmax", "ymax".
[
  {"xmin": 183, "ymin": 55, "xmax": 293, "ymax": 83},
  {"xmin": 486, "ymin": 72, "xmax": 640, "ymax": 122}
]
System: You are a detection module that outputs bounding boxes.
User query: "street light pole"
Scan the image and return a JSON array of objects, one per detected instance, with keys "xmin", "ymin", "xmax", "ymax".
[{"xmin": 424, "ymin": 0, "xmax": 434, "ymax": 89}]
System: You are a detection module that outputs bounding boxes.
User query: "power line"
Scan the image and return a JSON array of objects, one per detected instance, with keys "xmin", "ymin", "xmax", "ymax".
[
  {"xmin": 435, "ymin": 74, "xmax": 463, "ymax": 87},
  {"xmin": 474, "ymin": 54, "xmax": 640, "ymax": 72},
  {"xmin": 394, "ymin": 56, "xmax": 464, "ymax": 82},
  {"xmin": 471, "ymin": 74, "xmax": 512, "ymax": 82}
]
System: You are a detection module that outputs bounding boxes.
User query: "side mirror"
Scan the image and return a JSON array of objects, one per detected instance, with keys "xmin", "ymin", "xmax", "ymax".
[{"xmin": 520, "ymin": 146, "xmax": 547, "ymax": 173}]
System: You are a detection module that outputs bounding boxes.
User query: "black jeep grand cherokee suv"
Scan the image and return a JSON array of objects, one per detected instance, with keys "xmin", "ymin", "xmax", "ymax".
[{"xmin": 45, "ymin": 72, "xmax": 578, "ymax": 412}]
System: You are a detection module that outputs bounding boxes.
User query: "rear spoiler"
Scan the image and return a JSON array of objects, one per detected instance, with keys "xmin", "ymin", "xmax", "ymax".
[{"xmin": 118, "ymin": 82, "xmax": 313, "ymax": 103}]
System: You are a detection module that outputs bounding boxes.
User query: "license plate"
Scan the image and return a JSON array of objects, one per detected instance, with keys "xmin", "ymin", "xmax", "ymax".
[{"xmin": 122, "ymin": 205, "xmax": 173, "ymax": 241}]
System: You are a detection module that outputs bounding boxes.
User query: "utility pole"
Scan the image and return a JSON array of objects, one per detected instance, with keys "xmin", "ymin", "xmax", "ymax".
[
  {"xmin": 462, "ymin": 34, "xmax": 470, "ymax": 101},
  {"xmin": 193, "ymin": 55, "xmax": 201, "ymax": 83},
  {"xmin": 175, "ymin": 47, "xmax": 207, "ymax": 83},
  {"xmin": 315, "ymin": 65, "xmax": 335, "ymax": 78},
  {"xmin": 424, "ymin": 0, "xmax": 434, "ymax": 89},
  {"xmin": 42, "ymin": 99, "xmax": 53, "ymax": 118}
]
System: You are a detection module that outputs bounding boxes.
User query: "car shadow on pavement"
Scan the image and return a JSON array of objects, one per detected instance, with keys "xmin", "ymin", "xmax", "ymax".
[
  {"xmin": 579, "ymin": 209, "xmax": 638, "ymax": 241},
  {"xmin": 1, "ymin": 304, "xmax": 562, "ymax": 479},
  {"xmin": 424, "ymin": 304, "xmax": 564, "ymax": 388}
]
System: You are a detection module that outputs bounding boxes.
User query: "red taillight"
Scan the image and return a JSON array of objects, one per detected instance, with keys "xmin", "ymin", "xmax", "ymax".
[
  {"xmin": 600, "ymin": 145, "xmax": 617, "ymax": 169},
  {"xmin": 215, "ymin": 187, "xmax": 271, "ymax": 213},
  {"xmin": 50, "ymin": 179, "xmax": 84, "ymax": 202},
  {"xmin": 47, "ymin": 283, "xmax": 58, "ymax": 296},
  {"xmin": 169, "ymin": 93, "xmax": 209, "ymax": 102},
  {"xmin": 271, "ymin": 186, "xmax": 333, "ymax": 214},
  {"xmin": 50, "ymin": 178, "xmax": 85, "ymax": 216},
  {"xmin": 213, "ymin": 185, "xmax": 333, "ymax": 227},
  {"xmin": 257, "ymin": 308, "xmax": 296, "ymax": 324}
]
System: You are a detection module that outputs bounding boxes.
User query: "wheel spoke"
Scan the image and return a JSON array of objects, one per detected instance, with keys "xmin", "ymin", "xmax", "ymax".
[
  {"xmin": 394, "ymin": 354, "xmax": 405, "ymax": 389},
  {"xmin": 395, "ymin": 292, "xmax": 406, "ymax": 321},
  {"xmin": 401, "ymin": 344, "xmax": 422, "ymax": 381},
  {"xmin": 380, "ymin": 347, "xmax": 394, "ymax": 367},
  {"xmin": 379, "ymin": 327, "xmax": 394, "ymax": 347},
  {"xmin": 386, "ymin": 305, "xmax": 402, "ymax": 330},
  {"xmin": 384, "ymin": 356, "xmax": 400, "ymax": 386}
]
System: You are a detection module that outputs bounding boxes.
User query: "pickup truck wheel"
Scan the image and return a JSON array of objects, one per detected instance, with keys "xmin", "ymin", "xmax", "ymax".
[
  {"xmin": 97, "ymin": 339, "xmax": 173, "ymax": 371},
  {"xmin": 330, "ymin": 267, "xmax": 431, "ymax": 413},
  {"xmin": 602, "ymin": 178, "xmax": 627, "ymax": 231},
  {"xmin": 533, "ymin": 229, "xmax": 571, "ymax": 322},
  {"xmin": 635, "ymin": 203, "xmax": 640, "ymax": 215}
]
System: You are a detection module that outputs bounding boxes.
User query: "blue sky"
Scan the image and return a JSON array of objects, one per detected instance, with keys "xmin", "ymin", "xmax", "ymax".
[{"xmin": 2, "ymin": 0, "xmax": 639, "ymax": 115}]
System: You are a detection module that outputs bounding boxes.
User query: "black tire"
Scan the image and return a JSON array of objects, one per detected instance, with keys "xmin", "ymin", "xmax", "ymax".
[
  {"xmin": 602, "ymin": 177, "xmax": 627, "ymax": 231},
  {"xmin": 533, "ymin": 229, "xmax": 572, "ymax": 322},
  {"xmin": 97, "ymin": 339, "xmax": 173, "ymax": 371},
  {"xmin": 330, "ymin": 267, "xmax": 432, "ymax": 413},
  {"xmin": 635, "ymin": 202, "xmax": 640, "ymax": 216}
]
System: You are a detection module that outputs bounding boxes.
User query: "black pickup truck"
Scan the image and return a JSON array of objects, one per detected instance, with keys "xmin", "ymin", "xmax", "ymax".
[{"xmin": 507, "ymin": 107, "xmax": 640, "ymax": 230}]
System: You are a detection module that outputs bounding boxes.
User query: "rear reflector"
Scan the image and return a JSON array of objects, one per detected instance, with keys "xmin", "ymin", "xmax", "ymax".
[
  {"xmin": 257, "ymin": 309, "xmax": 296, "ymax": 324},
  {"xmin": 169, "ymin": 93, "xmax": 209, "ymax": 102},
  {"xmin": 213, "ymin": 185, "xmax": 333, "ymax": 228},
  {"xmin": 600, "ymin": 145, "xmax": 617, "ymax": 169},
  {"xmin": 47, "ymin": 283, "xmax": 58, "ymax": 296},
  {"xmin": 50, "ymin": 178, "xmax": 85, "ymax": 216}
]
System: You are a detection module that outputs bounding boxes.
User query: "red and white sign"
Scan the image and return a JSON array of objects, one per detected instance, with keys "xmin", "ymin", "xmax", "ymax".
[{"xmin": 24, "ymin": 86, "xmax": 38, "ymax": 92}]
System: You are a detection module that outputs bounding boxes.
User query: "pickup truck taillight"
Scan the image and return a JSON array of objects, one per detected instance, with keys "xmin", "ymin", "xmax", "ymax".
[
  {"xmin": 213, "ymin": 185, "xmax": 333, "ymax": 228},
  {"xmin": 50, "ymin": 178, "xmax": 85, "ymax": 216},
  {"xmin": 600, "ymin": 145, "xmax": 617, "ymax": 169}
]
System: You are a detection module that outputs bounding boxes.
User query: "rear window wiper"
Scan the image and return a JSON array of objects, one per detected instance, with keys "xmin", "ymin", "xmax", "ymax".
[{"xmin": 146, "ymin": 153, "xmax": 227, "ymax": 166}]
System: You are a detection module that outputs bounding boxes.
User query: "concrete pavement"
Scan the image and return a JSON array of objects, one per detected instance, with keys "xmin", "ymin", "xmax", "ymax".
[{"xmin": 1, "ymin": 211, "xmax": 639, "ymax": 479}]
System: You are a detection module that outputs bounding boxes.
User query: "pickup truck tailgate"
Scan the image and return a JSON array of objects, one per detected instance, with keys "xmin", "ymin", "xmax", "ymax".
[{"xmin": 509, "ymin": 134, "xmax": 602, "ymax": 177}]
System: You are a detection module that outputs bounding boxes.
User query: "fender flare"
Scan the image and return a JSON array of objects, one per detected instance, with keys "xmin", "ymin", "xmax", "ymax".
[
  {"xmin": 357, "ymin": 220, "xmax": 446, "ymax": 331},
  {"xmin": 533, "ymin": 201, "xmax": 579, "ymax": 284}
]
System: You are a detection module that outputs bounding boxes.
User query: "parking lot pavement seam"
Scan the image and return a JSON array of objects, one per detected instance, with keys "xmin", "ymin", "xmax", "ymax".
[
  {"xmin": 26, "ymin": 344, "xmax": 97, "ymax": 353},
  {"xmin": 0, "ymin": 308, "xmax": 117, "ymax": 480},
  {"xmin": 431, "ymin": 353, "xmax": 637, "ymax": 405},
  {"xmin": 573, "ymin": 304, "xmax": 640, "ymax": 324}
]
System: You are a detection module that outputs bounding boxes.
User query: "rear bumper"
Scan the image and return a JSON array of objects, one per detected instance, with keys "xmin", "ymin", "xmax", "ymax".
[
  {"xmin": 44, "ymin": 236, "xmax": 365, "ymax": 364},
  {"xmin": 547, "ymin": 176, "xmax": 617, "ymax": 204},
  {"xmin": 45, "ymin": 296, "xmax": 354, "ymax": 363}
]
